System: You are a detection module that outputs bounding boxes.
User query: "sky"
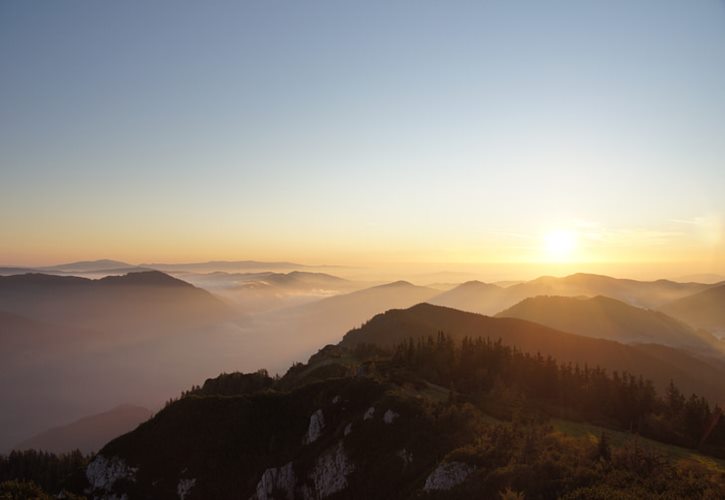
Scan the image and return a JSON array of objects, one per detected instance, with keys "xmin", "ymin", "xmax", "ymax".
[{"xmin": 1, "ymin": 1, "xmax": 724, "ymax": 277}]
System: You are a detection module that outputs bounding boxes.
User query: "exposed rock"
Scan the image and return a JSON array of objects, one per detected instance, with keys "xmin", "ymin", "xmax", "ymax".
[
  {"xmin": 423, "ymin": 461, "xmax": 475, "ymax": 491},
  {"xmin": 177, "ymin": 478, "xmax": 196, "ymax": 499},
  {"xmin": 253, "ymin": 462, "xmax": 295, "ymax": 500},
  {"xmin": 305, "ymin": 409, "xmax": 325, "ymax": 444},
  {"xmin": 304, "ymin": 441, "xmax": 354, "ymax": 498},
  {"xmin": 397, "ymin": 448, "xmax": 413, "ymax": 467},
  {"xmin": 383, "ymin": 409, "xmax": 399, "ymax": 424},
  {"xmin": 363, "ymin": 406, "xmax": 375, "ymax": 420},
  {"xmin": 85, "ymin": 454, "xmax": 137, "ymax": 499}
]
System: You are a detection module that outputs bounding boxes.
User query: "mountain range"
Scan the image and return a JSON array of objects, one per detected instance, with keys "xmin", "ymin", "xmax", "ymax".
[
  {"xmin": 0, "ymin": 271, "xmax": 232, "ymax": 337},
  {"xmin": 342, "ymin": 303, "xmax": 725, "ymax": 403},
  {"xmin": 0, "ymin": 272, "xmax": 240, "ymax": 452},
  {"xmin": 495, "ymin": 294, "xmax": 721, "ymax": 352},
  {"xmin": 429, "ymin": 273, "xmax": 718, "ymax": 315},
  {"xmin": 78, "ymin": 302, "xmax": 725, "ymax": 499},
  {"xmin": 660, "ymin": 283, "xmax": 725, "ymax": 337},
  {"xmin": 3, "ymin": 267, "xmax": 724, "ymax": 459}
]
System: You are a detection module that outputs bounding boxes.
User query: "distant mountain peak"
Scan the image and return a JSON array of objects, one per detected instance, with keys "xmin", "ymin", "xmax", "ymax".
[
  {"xmin": 376, "ymin": 280, "xmax": 415, "ymax": 289},
  {"xmin": 45, "ymin": 259, "xmax": 131, "ymax": 271},
  {"xmin": 458, "ymin": 280, "xmax": 485, "ymax": 286},
  {"xmin": 98, "ymin": 271, "xmax": 191, "ymax": 287},
  {"xmin": 0, "ymin": 270, "xmax": 191, "ymax": 288}
]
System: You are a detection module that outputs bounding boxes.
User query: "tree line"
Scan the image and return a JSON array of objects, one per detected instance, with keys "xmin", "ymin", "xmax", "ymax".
[
  {"xmin": 389, "ymin": 332, "xmax": 725, "ymax": 455},
  {"xmin": 0, "ymin": 449, "xmax": 89, "ymax": 498}
]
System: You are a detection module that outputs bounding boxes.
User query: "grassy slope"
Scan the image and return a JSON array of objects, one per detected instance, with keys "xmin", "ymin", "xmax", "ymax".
[{"xmin": 551, "ymin": 418, "xmax": 725, "ymax": 474}]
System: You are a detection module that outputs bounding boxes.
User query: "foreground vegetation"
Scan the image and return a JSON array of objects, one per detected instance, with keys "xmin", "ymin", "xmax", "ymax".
[
  {"xmin": 387, "ymin": 333, "xmax": 725, "ymax": 456},
  {"xmin": 0, "ymin": 449, "xmax": 88, "ymax": 499},
  {"xmin": 5, "ymin": 335, "xmax": 725, "ymax": 499}
]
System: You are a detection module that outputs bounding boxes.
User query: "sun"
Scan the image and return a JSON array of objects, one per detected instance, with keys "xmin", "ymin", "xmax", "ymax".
[{"xmin": 544, "ymin": 229, "xmax": 578, "ymax": 261}]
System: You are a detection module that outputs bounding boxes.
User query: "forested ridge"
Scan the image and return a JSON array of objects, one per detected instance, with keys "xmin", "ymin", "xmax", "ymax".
[{"xmin": 385, "ymin": 333, "xmax": 725, "ymax": 455}]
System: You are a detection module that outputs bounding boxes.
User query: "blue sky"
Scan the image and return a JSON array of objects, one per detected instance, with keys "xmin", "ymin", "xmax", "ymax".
[{"xmin": 1, "ymin": 1, "xmax": 724, "ymax": 272}]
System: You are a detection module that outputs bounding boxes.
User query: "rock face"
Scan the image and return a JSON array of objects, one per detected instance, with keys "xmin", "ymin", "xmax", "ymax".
[
  {"xmin": 305, "ymin": 409, "xmax": 325, "ymax": 444},
  {"xmin": 304, "ymin": 442, "xmax": 354, "ymax": 498},
  {"xmin": 383, "ymin": 409, "xmax": 399, "ymax": 424},
  {"xmin": 423, "ymin": 461, "xmax": 475, "ymax": 491},
  {"xmin": 397, "ymin": 448, "xmax": 413, "ymax": 467},
  {"xmin": 85, "ymin": 454, "xmax": 137, "ymax": 499},
  {"xmin": 253, "ymin": 462, "xmax": 295, "ymax": 500},
  {"xmin": 177, "ymin": 478, "xmax": 196, "ymax": 499},
  {"xmin": 253, "ymin": 443, "xmax": 353, "ymax": 500},
  {"xmin": 363, "ymin": 406, "xmax": 375, "ymax": 420}
]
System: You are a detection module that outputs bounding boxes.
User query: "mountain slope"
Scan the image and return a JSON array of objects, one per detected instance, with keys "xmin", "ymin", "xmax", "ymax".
[
  {"xmin": 254, "ymin": 281, "xmax": 441, "ymax": 355},
  {"xmin": 426, "ymin": 273, "xmax": 712, "ymax": 317},
  {"xmin": 341, "ymin": 303, "xmax": 725, "ymax": 403},
  {"xmin": 301, "ymin": 281, "xmax": 439, "ymax": 322},
  {"xmin": 428, "ymin": 281, "xmax": 506, "ymax": 315},
  {"xmin": 177, "ymin": 270, "xmax": 365, "ymax": 313},
  {"xmin": 0, "ymin": 272, "xmax": 239, "ymax": 453},
  {"xmin": 75, "ymin": 341, "xmax": 725, "ymax": 499},
  {"xmin": 14, "ymin": 405, "xmax": 152, "ymax": 454},
  {"xmin": 0, "ymin": 271, "xmax": 233, "ymax": 335},
  {"xmin": 495, "ymin": 295, "xmax": 718, "ymax": 351},
  {"xmin": 43, "ymin": 259, "xmax": 131, "ymax": 272},
  {"xmin": 506, "ymin": 273, "xmax": 710, "ymax": 309},
  {"xmin": 85, "ymin": 378, "xmax": 441, "ymax": 499},
  {"xmin": 660, "ymin": 284, "xmax": 725, "ymax": 337}
]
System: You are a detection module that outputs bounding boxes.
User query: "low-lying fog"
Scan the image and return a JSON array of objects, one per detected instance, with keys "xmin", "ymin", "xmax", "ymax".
[{"xmin": 1, "ymin": 261, "xmax": 724, "ymax": 452}]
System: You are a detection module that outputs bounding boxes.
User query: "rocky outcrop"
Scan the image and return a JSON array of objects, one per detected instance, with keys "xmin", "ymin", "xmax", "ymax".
[
  {"xmin": 305, "ymin": 409, "xmax": 325, "ymax": 444},
  {"xmin": 383, "ymin": 409, "xmax": 399, "ymax": 424},
  {"xmin": 177, "ymin": 478, "xmax": 196, "ymax": 499},
  {"xmin": 253, "ymin": 442, "xmax": 353, "ymax": 500},
  {"xmin": 85, "ymin": 455, "xmax": 137, "ymax": 499},
  {"xmin": 304, "ymin": 442, "xmax": 354, "ymax": 498},
  {"xmin": 397, "ymin": 448, "xmax": 413, "ymax": 467},
  {"xmin": 253, "ymin": 462, "xmax": 295, "ymax": 500},
  {"xmin": 423, "ymin": 461, "xmax": 474, "ymax": 491}
]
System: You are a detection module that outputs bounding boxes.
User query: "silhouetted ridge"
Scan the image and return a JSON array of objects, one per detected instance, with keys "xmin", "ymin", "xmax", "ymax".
[
  {"xmin": 98, "ymin": 270, "xmax": 191, "ymax": 287},
  {"xmin": 495, "ymin": 294, "xmax": 717, "ymax": 351},
  {"xmin": 45, "ymin": 259, "xmax": 131, "ymax": 271},
  {"xmin": 0, "ymin": 273, "xmax": 89, "ymax": 287},
  {"xmin": 340, "ymin": 303, "xmax": 725, "ymax": 403},
  {"xmin": 376, "ymin": 280, "xmax": 415, "ymax": 288},
  {"xmin": 0, "ymin": 271, "xmax": 189, "ymax": 288},
  {"xmin": 457, "ymin": 280, "xmax": 490, "ymax": 288}
]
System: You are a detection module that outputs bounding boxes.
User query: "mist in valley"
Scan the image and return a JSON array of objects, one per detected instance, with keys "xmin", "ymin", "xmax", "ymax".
[{"xmin": 2, "ymin": 259, "xmax": 725, "ymax": 456}]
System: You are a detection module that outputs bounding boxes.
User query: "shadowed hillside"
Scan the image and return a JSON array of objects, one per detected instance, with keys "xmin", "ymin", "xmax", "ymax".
[
  {"xmin": 342, "ymin": 303, "xmax": 725, "ymax": 404},
  {"xmin": 68, "ymin": 332, "xmax": 725, "ymax": 500},
  {"xmin": 0, "ymin": 271, "xmax": 233, "ymax": 336},
  {"xmin": 0, "ymin": 272, "xmax": 244, "ymax": 453}
]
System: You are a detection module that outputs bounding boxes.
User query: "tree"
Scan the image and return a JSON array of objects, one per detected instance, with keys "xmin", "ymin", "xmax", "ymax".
[{"xmin": 597, "ymin": 431, "xmax": 612, "ymax": 462}]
